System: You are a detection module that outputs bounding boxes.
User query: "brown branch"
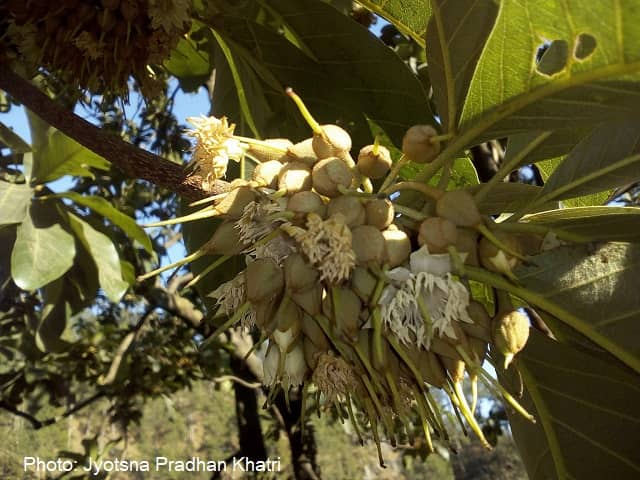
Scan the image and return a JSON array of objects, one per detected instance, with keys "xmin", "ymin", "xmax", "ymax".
[
  {"xmin": 0, "ymin": 66, "xmax": 230, "ymax": 200},
  {"xmin": 0, "ymin": 392, "xmax": 106, "ymax": 430}
]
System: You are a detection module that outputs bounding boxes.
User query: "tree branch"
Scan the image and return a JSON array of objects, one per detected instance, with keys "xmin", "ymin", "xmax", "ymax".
[
  {"xmin": 0, "ymin": 66, "xmax": 230, "ymax": 200},
  {"xmin": 0, "ymin": 392, "xmax": 106, "ymax": 430}
]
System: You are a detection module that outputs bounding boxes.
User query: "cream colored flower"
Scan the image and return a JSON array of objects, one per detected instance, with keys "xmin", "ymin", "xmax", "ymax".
[
  {"xmin": 148, "ymin": 0, "xmax": 191, "ymax": 33},
  {"xmin": 250, "ymin": 236, "xmax": 297, "ymax": 266},
  {"xmin": 380, "ymin": 246, "xmax": 472, "ymax": 348},
  {"xmin": 186, "ymin": 115, "xmax": 245, "ymax": 189},
  {"xmin": 283, "ymin": 342, "xmax": 307, "ymax": 388},
  {"xmin": 235, "ymin": 200, "xmax": 283, "ymax": 244},
  {"xmin": 263, "ymin": 342, "xmax": 280, "ymax": 386},
  {"xmin": 282, "ymin": 213, "xmax": 355, "ymax": 284},
  {"xmin": 208, "ymin": 272, "xmax": 255, "ymax": 329}
]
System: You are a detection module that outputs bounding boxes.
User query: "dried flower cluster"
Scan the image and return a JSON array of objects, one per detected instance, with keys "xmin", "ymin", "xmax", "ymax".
[
  {"xmin": 1, "ymin": 0, "xmax": 191, "ymax": 95},
  {"xmin": 140, "ymin": 91, "xmax": 539, "ymax": 465}
]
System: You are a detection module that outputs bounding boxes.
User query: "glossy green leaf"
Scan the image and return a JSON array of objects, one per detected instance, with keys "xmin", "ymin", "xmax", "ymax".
[
  {"xmin": 358, "ymin": 0, "xmax": 431, "ymax": 46},
  {"xmin": 68, "ymin": 213, "xmax": 128, "ymax": 303},
  {"xmin": 425, "ymin": 0, "xmax": 499, "ymax": 132},
  {"xmin": 29, "ymin": 114, "xmax": 110, "ymax": 184},
  {"xmin": 0, "ymin": 181, "xmax": 31, "ymax": 225},
  {"xmin": 458, "ymin": 0, "xmax": 640, "ymax": 145},
  {"xmin": 10, "ymin": 202, "xmax": 76, "ymax": 291},
  {"xmin": 504, "ymin": 331, "xmax": 640, "ymax": 480},
  {"xmin": 515, "ymin": 242, "xmax": 640, "ymax": 372},
  {"xmin": 536, "ymin": 157, "xmax": 612, "ymax": 208},
  {"xmin": 523, "ymin": 206, "xmax": 640, "ymax": 242},
  {"xmin": 54, "ymin": 192, "xmax": 153, "ymax": 253},
  {"xmin": 0, "ymin": 122, "xmax": 31, "ymax": 153},
  {"xmin": 536, "ymin": 115, "xmax": 640, "ymax": 203}
]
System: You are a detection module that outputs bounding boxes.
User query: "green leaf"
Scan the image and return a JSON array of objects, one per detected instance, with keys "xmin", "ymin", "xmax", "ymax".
[
  {"xmin": 164, "ymin": 34, "xmax": 213, "ymax": 92},
  {"xmin": 536, "ymin": 157, "xmax": 612, "ymax": 208},
  {"xmin": 358, "ymin": 0, "xmax": 431, "ymax": 46},
  {"xmin": 504, "ymin": 127, "xmax": 592, "ymax": 171},
  {"xmin": 36, "ymin": 279, "xmax": 71, "ymax": 353},
  {"xmin": 467, "ymin": 183, "xmax": 554, "ymax": 215},
  {"xmin": 504, "ymin": 331, "xmax": 640, "ymax": 479},
  {"xmin": 54, "ymin": 192, "xmax": 153, "ymax": 253},
  {"xmin": 523, "ymin": 206, "xmax": 640, "ymax": 242},
  {"xmin": 535, "ymin": 115, "xmax": 640, "ymax": 203},
  {"xmin": 0, "ymin": 122, "xmax": 31, "ymax": 153},
  {"xmin": 67, "ymin": 213, "xmax": 128, "ymax": 303},
  {"xmin": 0, "ymin": 226, "xmax": 16, "ymax": 289},
  {"xmin": 11, "ymin": 202, "xmax": 76, "ymax": 291},
  {"xmin": 30, "ymin": 127, "xmax": 110, "ymax": 185},
  {"xmin": 206, "ymin": 0, "xmax": 434, "ymax": 147},
  {"xmin": 428, "ymin": 156, "xmax": 479, "ymax": 189},
  {"xmin": 0, "ymin": 181, "xmax": 32, "ymax": 225},
  {"xmin": 211, "ymin": 29, "xmax": 271, "ymax": 138},
  {"xmin": 425, "ymin": 0, "xmax": 499, "ymax": 132},
  {"xmin": 458, "ymin": 0, "xmax": 640, "ymax": 144},
  {"xmin": 515, "ymin": 242, "xmax": 640, "ymax": 373}
]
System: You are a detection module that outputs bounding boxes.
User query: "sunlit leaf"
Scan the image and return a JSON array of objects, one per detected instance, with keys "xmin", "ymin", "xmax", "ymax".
[
  {"xmin": 0, "ymin": 181, "xmax": 31, "ymax": 225},
  {"xmin": 10, "ymin": 202, "xmax": 75, "ymax": 291},
  {"xmin": 0, "ymin": 122, "xmax": 31, "ymax": 153},
  {"xmin": 68, "ymin": 213, "xmax": 128, "ymax": 303},
  {"xmin": 522, "ymin": 206, "xmax": 640, "ymax": 242},
  {"xmin": 504, "ymin": 331, "xmax": 640, "ymax": 480},
  {"xmin": 515, "ymin": 242, "xmax": 640, "ymax": 373},
  {"xmin": 458, "ymin": 0, "xmax": 640, "ymax": 144},
  {"xmin": 358, "ymin": 0, "xmax": 431, "ymax": 46},
  {"xmin": 54, "ymin": 192, "xmax": 153, "ymax": 254},
  {"xmin": 426, "ymin": 0, "xmax": 498, "ymax": 132},
  {"xmin": 30, "ymin": 128, "xmax": 110, "ymax": 185},
  {"xmin": 537, "ymin": 115, "xmax": 640, "ymax": 202}
]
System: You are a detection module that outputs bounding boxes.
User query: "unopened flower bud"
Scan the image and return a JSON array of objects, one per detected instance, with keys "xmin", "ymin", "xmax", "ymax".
[
  {"xmin": 246, "ymin": 258, "xmax": 284, "ymax": 303},
  {"xmin": 312, "ymin": 124, "xmax": 352, "ymax": 159},
  {"xmin": 479, "ymin": 232, "xmax": 523, "ymax": 277},
  {"xmin": 382, "ymin": 226, "xmax": 411, "ymax": 267},
  {"xmin": 365, "ymin": 198, "xmax": 394, "ymax": 230},
  {"xmin": 312, "ymin": 157, "xmax": 354, "ymax": 197},
  {"xmin": 436, "ymin": 190, "xmax": 482, "ymax": 227},
  {"xmin": 357, "ymin": 144, "xmax": 392, "ymax": 179},
  {"xmin": 287, "ymin": 191, "xmax": 326, "ymax": 221},
  {"xmin": 418, "ymin": 217, "xmax": 458, "ymax": 253},
  {"xmin": 492, "ymin": 310, "xmax": 530, "ymax": 369},
  {"xmin": 402, "ymin": 125, "xmax": 441, "ymax": 164},
  {"xmin": 252, "ymin": 160, "xmax": 284, "ymax": 188},
  {"xmin": 351, "ymin": 225, "xmax": 385, "ymax": 264},
  {"xmin": 278, "ymin": 161, "xmax": 312, "ymax": 193},
  {"xmin": 286, "ymin": 138, "xmax": 319, "ymax": 166},
  {"xmin": 327, "ymin": 196, "xmax": 365, "ymax": 227}
]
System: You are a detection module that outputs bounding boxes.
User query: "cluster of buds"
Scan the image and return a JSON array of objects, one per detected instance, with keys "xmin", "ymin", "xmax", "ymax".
[
  {"xmin": 140, "ymin": 89, "xmax": 539, "ymax": 465},
  {"xmin": 1, "ymin": 0, "xmax": 191, "ymax": 95}
]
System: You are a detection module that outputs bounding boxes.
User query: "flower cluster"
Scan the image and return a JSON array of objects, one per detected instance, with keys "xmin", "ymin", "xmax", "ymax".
[{"xmin": 141, "ymin": 96, "xmax": 539, "ymax": 464}]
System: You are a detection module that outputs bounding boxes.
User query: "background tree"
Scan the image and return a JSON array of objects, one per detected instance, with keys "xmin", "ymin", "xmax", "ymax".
[{"xmin": 1, "ymin": 1, "xmax": 640, "ymax": 479}]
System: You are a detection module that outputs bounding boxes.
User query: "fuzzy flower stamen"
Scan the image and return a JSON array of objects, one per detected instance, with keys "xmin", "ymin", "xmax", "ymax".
[{"xmin": 283, "ymin": 213, "xmax": 355, "ymax": 284}]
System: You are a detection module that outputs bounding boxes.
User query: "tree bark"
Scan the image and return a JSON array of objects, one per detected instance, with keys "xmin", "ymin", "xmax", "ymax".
[{"xmin": 0, "ymin": 66, "xmax": 229, "ymax": 200}]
